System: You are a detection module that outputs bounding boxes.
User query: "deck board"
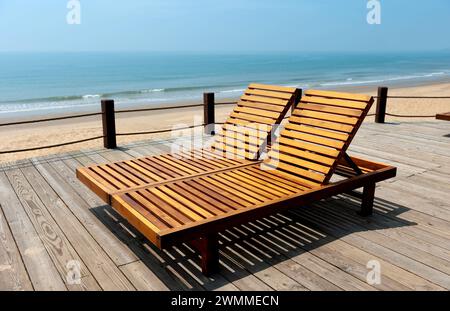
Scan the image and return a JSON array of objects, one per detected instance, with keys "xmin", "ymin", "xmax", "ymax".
[{"xmin": 1, "ymin": 121, "xmax": 450, "ymax": 291}]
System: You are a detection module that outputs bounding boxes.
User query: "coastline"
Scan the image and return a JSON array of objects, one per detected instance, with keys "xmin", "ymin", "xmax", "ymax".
[{"xmin": 2, "ymin": 80, "xmax": 450, "ymax": 163}]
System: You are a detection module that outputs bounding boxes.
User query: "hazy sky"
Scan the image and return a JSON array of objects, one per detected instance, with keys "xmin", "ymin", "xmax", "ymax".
[{"xmin": 0, "ymin": 0, "xmax": 449, "ymax": 52}]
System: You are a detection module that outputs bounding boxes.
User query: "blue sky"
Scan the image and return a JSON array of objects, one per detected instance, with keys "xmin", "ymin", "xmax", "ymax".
[{"xmin": 0, "ymin": 0, "xmax": 449, "ymax": 52}]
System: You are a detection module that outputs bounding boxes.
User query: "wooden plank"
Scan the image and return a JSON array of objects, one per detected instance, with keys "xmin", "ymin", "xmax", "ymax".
[
  {"xmin": 293, "ymin": 109, "xmax": 359, "ymax": 126},
  {"xmin": 284, "ymin": 123, "xmax": 350, "ymax": 141},
  {"xmin": 158, "ymin": 185, "xmax": 216, "ymax": 218},
  {"xmin": 301, "ymin": 95, "xmax": 368, "ymax": 109},
  {"xmin": 0, "ymin": 204, "xmax": 33, "ymax": 290},
  {"xmin": 262, "ymin": 161, "xmax": 325, "ymax": 184},
  {"xmin": 218, "ymin": 131, "xmax": 262, "ymax": 147},
  {"xmin": 166, "ymin": 182, "xmax": 230, "ymax": 214},
  {"xmin": 32, "ymin": 159, "xmax": 139, "ymax": 267},
  {"xmin": 119, "ymin": 261, "xmax": 169, "ymax": 291},
  {"xmin": 218, "ymin": 128, "xmax": 267, "ymax": 144},
  {"xmin": 0, "ymin": 172, "xmax": 66, "ymax": 291},
  {"xmin": 217, "ymin": 172, "xmax": 278, "ymax": 200},
  {"xmin": 240, "ymin": 94, "xmax": 287, "ymax": 106},
  {"xmin": 186, "ymin": 179, "xmax": 246, "ymax": 209},
  {"xmin": 234, "ymin": 106, "xmax": 280, "ymax": 119},
  {"xmin": 236, "ymin": 100, "xmax": 285, "ymax": 112},
  {"xmin": 304, "ymin": 90, "xmax": 371, "ymax": 102},
  {"xmin": 111, "ymin": 194, "xmax": 163, "ymax": 247},
  {"xmin": 277, "ymin": 136, "xmax": 340, "ymax": 158},
  {"xmin": 289, "ymin": 116, "xmax": 355, "ymax": 133},
  {"xmin": 292, "ymin": 208, "xmax": 450, "ymax": 289},
  {"xmin": 238, "ymin": 219, "xmax": 377, "ymax": 291},
  {"xmin": 212, "ymin": 143, "xmax": 255, "ymax": 160},
  {"xmin": 243, "ymin": 167, "xmax": 307, "ymax": 192},
  {"xmin": 245, "ymin": 88, "xmax": 294, "ymax": 99},
  {"xmin": 206, "ymin": 175, "xmax": 263, "ymax": 204},
  {"xmin": 136, "ymin": 189, "xmax": 195, "ymax": 225},
  {"xmin": 126, "ymin": 191, "xmax": 178, "ymax": 229},
  {"xmin": 76, "ymin": 167, "xmax": 117, "ymax": 202},
  {"xmin": 230, "ymin": 111, "xmax": 275, "ymax": 125},
  {"xmin": 267, "ymin": 151, "xmax": 330, "ymax": 174},
  {"xmin": 280, "ymin": 129, "xmax": 345, "ymax": 149},
  {"xmin": 20, "ymin": 164, "xmax": 134, "ymax": 291},
  {"xmin": 271, "ymin": 144, "xmax": 335, "ymax": 166},
  {"xmin": 218, "ymin": 230, "xmax": 308, "ymax": 291},
  {"xmin": 226, "ymin": 170, "xmax": 290, "ymax": 196},
  {"xmin": 5, "ymin": 168, "xmax": 95, "ymax": 289},
  {"xmin": 297, "ymin": 103, "xmax": 363, "ymax": 117},
  {"xmin": 248, "ymin": 83, "xmax": 297, "ymax": 93}
]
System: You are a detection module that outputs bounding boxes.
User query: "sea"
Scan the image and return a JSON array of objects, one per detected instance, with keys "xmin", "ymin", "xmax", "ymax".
[{"xmin": 1, "ymin": 51, "xmax": 450, "ymax": 120}]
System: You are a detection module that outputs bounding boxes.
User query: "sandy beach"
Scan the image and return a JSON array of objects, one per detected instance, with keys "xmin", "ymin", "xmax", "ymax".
[{"xmin": 1, "ymin": 81, "xmax": 449, "ymax": 163}]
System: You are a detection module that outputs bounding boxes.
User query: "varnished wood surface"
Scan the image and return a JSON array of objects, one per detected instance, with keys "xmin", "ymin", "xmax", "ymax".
[
  {"xmin": 212, "ymin": 83, "xmax": 298, "ymax": 159},
  {"xmin": 76, "ymin": 83, "xmax": 298, "ymax": 202},
  {"xmin": 1, "ymin": 121, "xmax": 450, "ymax": 290}
]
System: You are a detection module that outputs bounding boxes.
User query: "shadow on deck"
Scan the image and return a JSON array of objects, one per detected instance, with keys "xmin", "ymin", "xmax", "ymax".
[{"xmin": 91, "ymin": 192, "xmax": 414, "ymax": 291}]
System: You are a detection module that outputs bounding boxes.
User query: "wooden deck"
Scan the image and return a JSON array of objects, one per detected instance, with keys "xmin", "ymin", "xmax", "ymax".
[{"xmin": 1, "ymin": 121, "xmax": 450, "ymax": 291}]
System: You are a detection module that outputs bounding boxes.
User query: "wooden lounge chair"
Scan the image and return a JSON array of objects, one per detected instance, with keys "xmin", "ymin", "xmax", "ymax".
[
  {"xmin": 436, "ymin": 112, "xmax": 450, "ymax": 121},
  {"xmin": 79, "ymin": 89, "xmax": 396, "ymax": 275},
  {"xmin": 77, "ymin": 84, "xmax": 300, "ymax": 203}
]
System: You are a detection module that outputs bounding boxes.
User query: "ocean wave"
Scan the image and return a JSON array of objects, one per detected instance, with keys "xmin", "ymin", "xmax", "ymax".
[
  {"xmin": 82, "ymin": 94, "xmax": 101, "ymax": 99},
  {"xmin": 0, "ymin": 102, "xmax": 98, "ymax": 114},
  {"xmin": 320, "ymin": 79, "xmax": 385, "ymax": 87},
  {"xmin": 140, "ymin": 88, "xmax": 165, "ymax": 93},
  {"xmin": 424, "ymin": 72, "xmax": 445, "ymax": 77},
  {"xmin": 320, "ymin": 71, "xmax": 449, "ymax": 87},
  {"xmin": 218, "ymin": 88, "xmax": 245, "ymax": 94}
]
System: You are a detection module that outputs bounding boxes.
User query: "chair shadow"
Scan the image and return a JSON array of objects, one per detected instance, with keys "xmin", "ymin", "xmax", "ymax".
[{"xmin": 90, "ymin": 192, "xmax": 415, "ymax": 291}]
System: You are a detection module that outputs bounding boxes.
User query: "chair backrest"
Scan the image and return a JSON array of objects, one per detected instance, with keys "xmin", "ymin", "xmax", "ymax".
[
  {"xmin": 211, "ymin": 83, "xmax": 300, "ymax": 160},
  {"xmin": 262, "ymin": 89, "xmax": 374, "ymax": 188}
]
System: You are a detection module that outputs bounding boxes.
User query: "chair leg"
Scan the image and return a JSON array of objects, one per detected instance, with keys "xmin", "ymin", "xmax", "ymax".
[
  {"xmin": 197, "ymin": 233, "xmax": 219, "ymax": 276},
  {"xmin": 360, "ymin": 183, "xmax": 375, "ymax": 216}
]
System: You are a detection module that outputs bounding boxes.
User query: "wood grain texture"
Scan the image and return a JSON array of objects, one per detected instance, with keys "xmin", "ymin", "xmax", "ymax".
[
  {"xmin": 0, "ymin": 204, "xmax": 33, "ymax": 290},
  {"xmin": 0, "ymin": 172, "xmax": 66, "ymax": 291}
]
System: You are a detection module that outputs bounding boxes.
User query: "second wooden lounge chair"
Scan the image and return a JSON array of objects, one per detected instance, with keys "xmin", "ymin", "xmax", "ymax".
[
  {"xmin": 77, "ymin": 83, "xmax": 299, "ymax": 203},
  {"xmin": 98, "ymin": 90, "xmax": 397, "ymax": 275}
]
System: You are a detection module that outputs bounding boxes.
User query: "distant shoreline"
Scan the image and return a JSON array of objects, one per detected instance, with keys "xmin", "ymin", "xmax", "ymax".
[{"xmin": 2, "ymin": 77, "xmax": 450, "ymax": 124}]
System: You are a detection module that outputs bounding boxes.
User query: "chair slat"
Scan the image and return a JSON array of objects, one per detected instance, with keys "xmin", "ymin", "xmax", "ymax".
[
  {"xmin": 240, "ymin": 94, "xmax": 287, "ymax": 106},
  {"xmin": 249, "ymin": 83, "xmax": 297, "ymax": 93},
  {"xmin": 304, "ymin": 90, "xmax": 371, "ymax": 102},
  {"xmin": 244, "ymin": 88, "xmax": 294, "ymax": 99},
  {"xmin": 234, "ymin": 106, "xmax": 281, "ymax": 119},
  {"xmin": 301, "ymin": 95, "xmax": 368, "ymax": 109},
  {"xmin": 297, "ymin": 103, "xmax": 363, "ymax": 117},
  {"xmin": 293, "ymin": 109, "xmax": 359, "ymax": 125},
  {"xmin": 236, "ymin": 100, "xmax": 285, "ymax": 112},
  {"xmin": 284, "ymin": 123, "xmax": 349, "ymax": 141}
]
